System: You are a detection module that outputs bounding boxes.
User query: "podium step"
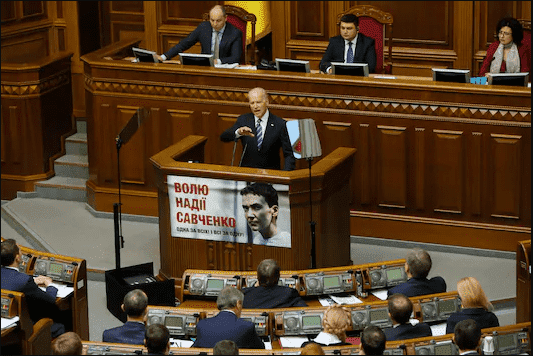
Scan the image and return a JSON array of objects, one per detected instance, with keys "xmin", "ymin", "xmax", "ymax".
[
  {"xmin": 34, "ymin": 176, "xmax": 87, "ymax": 202},
  {"xmin": 65, "ymin": 132, "xmax": 88, "ymax": 156},
  {"xmin": 54, "ymin": 154, "xmax": 89, "ymax": 179}
]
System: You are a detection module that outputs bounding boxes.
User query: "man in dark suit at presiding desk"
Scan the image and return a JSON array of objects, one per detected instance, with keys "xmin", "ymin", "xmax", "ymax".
[
  {"xmin": 220, "ymin": 87, "xmax": 296, "ymax": 171},
  {"xmin": 242, "ymin": 259, "xmax": 307, "ymax": 308},
  {"xmin": 320, "ymin": 13, "xmax": 377, "ymax": 74},
  {"xmin": 192, "ymin": 286, "xmax": 265, "ymax": 349},
  {"xmin": 384, "ymin": 293, "xmax": 432, "ymax": 341},
  {"xmin": 1, "ymin": 238, "xmax": 65, "ymax": 338},
  {"xmin": 102, "ymin": 289, "xmax": 148, "ymax": 345},
  {"xmin": 387, "ymin": 248, "xmax": 446, "ymax": 298},
  {"xmin": 157, "ymin": 5, "xmax": 242, "ymax": 65}
]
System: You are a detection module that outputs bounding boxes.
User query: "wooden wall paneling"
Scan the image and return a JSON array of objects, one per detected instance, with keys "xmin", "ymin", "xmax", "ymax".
[
  {"xmin": 432, "ymin": 129, "xmax": 464, "ymax": 215},
  {"xmin": 270, "ymin": 1, "xmax": 287, "ymax": 59},
  {"xmin": 453, "ymin": 1, "xmax": 473, "ymax": 69},
  {"xmin": 103, "ymin": 1, "xmax": 145, "ymax": 46},
  {"xmin": 143, "ymin": 1, "xmax": 158, "ymax": 52},
  {"xmin": 217, "ymin": 113, "xmax": 241, "ymax": 166},
  {"xmin": 470, "ymin": 132, "xmax": 483, "ymax": 216},
  {"xmin": 377, "ymin": 125, "xmax": 407, "ymax": 209},
  {"xmin": 0, "ymin": 29, "xmax": 50, "ymax": 62},
  {"xmin": 489, "ymin": 133, "xmax": 522, "ymax": 220},
  {"xmin": 359, "ymin": 123, "xmax": 371, "ymax": 205},
  {"xmin": 169, "ymin": 109, "xmax": 197, "ymax": 147},
  {"xmin": 118, "ymin": 106, "xmax": 146, "ymax": 186},
  {"xmin": 414, "ymin": 128, "xmax": 425, "ymax": 210}
]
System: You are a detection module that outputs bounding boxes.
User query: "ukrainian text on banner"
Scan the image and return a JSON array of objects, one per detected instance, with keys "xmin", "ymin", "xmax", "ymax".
[{"xmin": 167, "ymin": 176, "xmax": 291, "ymax": 248}]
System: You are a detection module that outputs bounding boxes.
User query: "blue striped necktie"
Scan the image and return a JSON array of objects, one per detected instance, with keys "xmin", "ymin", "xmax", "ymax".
[
  {"xmin": 347, "ymin": 42, "xmax": 354, "ymax": 63},
  {"xmin": 256, "ymin": 119, "xmax": 263, "ymax": 149}
]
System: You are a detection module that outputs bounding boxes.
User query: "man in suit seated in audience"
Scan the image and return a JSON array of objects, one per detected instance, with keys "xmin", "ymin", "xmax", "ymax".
[
  {"xmin": 193, "ymin": 286, "xmax": 265, "ymax": 349},
  {"xmin": 242, "ymin": 259, "xmax": 307, "ymax": 308},
  {"xmin": 384, "ymin": 293, "xmax": 432, "ymax": 341},
  {"xmin": 387, "ymin": 248, "xmax": 446, "ymax": 298},
  {"xmin": 1, "ymin": 238, "xmax": 65, "ymax": 338},
  {"xmin": 157, "ymin": 5, "xmax": 242, "ymax": 65},
  {"xmin": 214, "ymin": 340, "xmax": 239, "ymax": 355},
  {"xmin": 144, "ymin": 324, "xmax": 170, "ymax": 355},
  {"xmin": 359, "ymin": 325, "xmax": 386, "ymax": 355},
  {"xmin": 102, "ymin": 289, "xmax": 148, "ymax": 345},
  {"xmin": 453, "ymin": 319, "xmax": 482, "ymax": 355},
  {"xmin": 51, "ymin": 331, "xmax": 83, "ymax": 355}
]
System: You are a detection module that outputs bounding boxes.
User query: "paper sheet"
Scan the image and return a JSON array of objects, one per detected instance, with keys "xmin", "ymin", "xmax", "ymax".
[
  {"xmin": 214, "ymin": 63, "xmax": 239, "ymax": 69},
  {"xmin": 430, "ymin": 322, "xmax": 447, "ymax": 336},
  {"xmin": 169, "ymin": 339, "xmax": 194, "ymax": 348},
  {"xmin": 371, "ymin": 289, "xmax": 388, "ymax": 300},
  {"xmin": 330, "ymin": 294, "xmax": 363, "ymax": 305},
  {"xmin": 279, "ymin": 336, "xmax": 309, "ymax": 348},
  {"xmin": 39, "ymin": 282, "xmax": 74, "ymax": 298},
  {"xmin": 1, "ymin": 316, "xmax": 19, "ymax": 330}
]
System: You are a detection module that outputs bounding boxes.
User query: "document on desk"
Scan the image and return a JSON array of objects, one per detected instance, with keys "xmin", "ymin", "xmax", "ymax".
[
  {"xmin": 2, "ymin": 316, "xmax": 19, "ymax": 330},
  {"xmin": 214, "ymin": 63, "xmax": 239, "ymax": 69},
  {"xmin": 39, "ymin": 283, "xmax": 74, "ymax": 298},
  {"xmin": 430, "ymin": 322, "xmax": 447, "ymax": 336},
  {"xmin": 279, "ymin": 336, "xmax": 308, "ymax": 348},
  {"xmin": 329, "ymin": 294, "xmax": 363, "ymax": 305},
  {"xmin": 371, "ymin": 289, "xmax": 388, "ymax": 300},
  {"xmin": 169, "ymin": 339, "xmax": 194, "ymax": 348}
]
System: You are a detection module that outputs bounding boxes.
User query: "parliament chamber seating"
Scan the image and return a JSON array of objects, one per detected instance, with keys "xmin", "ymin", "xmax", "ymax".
[
  {"xmin": 337, "ymin": 4, "xmax": 394, "ymax": 74},
  {"xmin": 1, "ymin": 237, "xmax": 89, "ymax": 340},
  {"xmin": 202, "ymin": 4, "xmax": 257, "ymax": 64},
  {"xmin": 516, "ymin": 239, "xmax": 531, "ymax": 323},
  {"xmin": 1, "ymin": 289, "xmax": 53, "ymax": 355}
]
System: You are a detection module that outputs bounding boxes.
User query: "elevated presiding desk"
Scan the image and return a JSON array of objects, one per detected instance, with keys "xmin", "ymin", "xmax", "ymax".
[{"xmin": 82, "ymin": 39, "xmax": 530, "ymax": 254}]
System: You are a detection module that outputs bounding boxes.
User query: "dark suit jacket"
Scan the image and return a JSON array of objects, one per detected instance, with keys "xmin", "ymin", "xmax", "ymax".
[
  {"xmin": 387, "ymin": 276, "xmax": 447, "ymax": 298},
  {"xmin": 102, "ymin": 321, "xmax": 146, "ymax": 345},
  {"xmin": 1, "ymin": 266, "xmax": 65, "ymax": 337},
  {"xmin": 445, "ymin": 308, "xmax": 499, "ymax": 334},
  {"xmin": 192, "ymin": 310, "xmax": 265, "ymax": 349},
  {"xmin": 319, "ymin": 33, "xmax": 377, "ymax": 73},
  {"xmin": 164, "ymin": 21, "xmax": 242, "ymax": 64},
  {"xmin": 220, "ymin": 112, "xmax": 296, "ymax": 171},
  {"xmin": 242, "ymin": 285, "xmax": 307, "ymax": 308},
  {"xmin": 384, "ymin": 323, "xmax": 433, "ymax": 341}
]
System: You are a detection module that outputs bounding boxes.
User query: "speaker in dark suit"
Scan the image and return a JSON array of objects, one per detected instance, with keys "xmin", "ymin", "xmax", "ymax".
[
  {"xmin": 1, "ymin": 239, "xmax": 65, "ymax": 338},
  {"xmin": 319, "ymin": 13, "xmax": 376, "ymax": 73},
  {"xmin": 192, "ymin": 287, "xmax": 264, "ymax": 349},
  {"xmin": 220, "ymin": 87, "xmax": 295, "ymax": 171},
  {"xmin": 161, "ymin": 5, "xmax": 242, "ymax": 64},
  {"xmin": 386, "ymin": 293, "xmax": 432, "ymax": 341}
]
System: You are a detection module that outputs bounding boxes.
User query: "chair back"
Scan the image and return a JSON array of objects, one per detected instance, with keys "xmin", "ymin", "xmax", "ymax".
[
  {"xmin": 203, "ymin": 5, "xmax": 257, "ymax": 64},
  {"xmin": 337, "ymin": 5, "xmax": 393, "ymax": 74},
  {"xmin": 518, "ymin": 19, "xmax": 531, "ymax": 73}
]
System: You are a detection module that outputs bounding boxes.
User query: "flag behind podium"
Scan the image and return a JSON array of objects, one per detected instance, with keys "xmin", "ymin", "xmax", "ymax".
[{"xmin": 287, "ymin": 119, "xmax": 322, "ymax": 159}]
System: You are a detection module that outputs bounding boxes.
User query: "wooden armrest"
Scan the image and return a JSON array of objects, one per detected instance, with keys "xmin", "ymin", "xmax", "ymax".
[{"xmin": 26, "ymin": 318, "xmax": 53, "ymax": 355}]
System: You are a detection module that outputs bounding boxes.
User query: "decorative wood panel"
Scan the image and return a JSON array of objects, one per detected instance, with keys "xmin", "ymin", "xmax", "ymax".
[
  {"xmin": 414, "ymin": 128, "xmax": 425, "ymax": 210},
  {"xmin": 217, "ymin": 113, "xmax": 241, "ymax": 166},
  {"xmin": 292, "ymin": 1, "xmax": 327, "ymax": 38},
  {"xmin": 377, "ymin": 125, "xmax": 407, "ymax": 209},
  {"xmin": 119, "ymin": 106, "xmax": 146, "ymax": 185},
  {"xmin": 433, "ymin": 129, "xmax": 463, "ymax": 214},
  {"xmin": 470, "ymin": 132, "xmax": 483, "ymax": 216},
  {"xmin": 490, "ymin": 134, "xmax": 521, "ymax": 220}
]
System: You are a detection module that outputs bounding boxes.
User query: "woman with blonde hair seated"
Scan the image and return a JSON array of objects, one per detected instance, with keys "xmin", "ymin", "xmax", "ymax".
[
  {"xmin": 309, "ymin": 304, "xmax": 352, "ymax": 346},
  {"xmin": 445, "ymin": 277, "xmax": 499, "ymax": 334}
]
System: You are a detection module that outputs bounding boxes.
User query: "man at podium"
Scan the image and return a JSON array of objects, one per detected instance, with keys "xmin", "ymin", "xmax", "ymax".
[
  {"xmin": 220, "ymin": 87, "xmax": 295, "ymax": 171},
  {"xmin": 240, "ymin": 182, "xmax": 291, "ymax": 248}
]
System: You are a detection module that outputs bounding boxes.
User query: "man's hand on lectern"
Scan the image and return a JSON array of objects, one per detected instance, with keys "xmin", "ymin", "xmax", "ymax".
[{"xmin": 238, "ymin": 126, "xmax": 254, "ymax": 137}]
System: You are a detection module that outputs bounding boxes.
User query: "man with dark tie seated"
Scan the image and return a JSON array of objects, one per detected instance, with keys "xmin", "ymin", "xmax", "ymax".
[
  {"xmin": 1, "ymin": 238, "xmax": 65, "ymax": 338},
  {"xmin": 242, "ymin": 259, "xmax": 307, "ymax": 308},
  {"xmin": 384, "ymin": 293, "xmax": 432, "ymax": 341},
  {"xmin": 156, "ymin": 5, "xmax": 242, "ymax": 65},
  {"xmin": 387, "ymin": 248, "xmax": 446, "ymax": 298},
  {"xmin": 192, "ymin": 286, "xmax": 265, "ymax": 349},
  {"xmin": 144, "ymin": 324, "xmax": 171, "ymax": 355},
  {"xmin": 320, "ymin": 13, "xmax": 377, "ymax": 74},
  {"xmin": 452, "ymin": 319, "xmax": 482, "ymax": 355},
  {"xmin": 102, "ymin": 289, "xmax": 148, "ymax": 345},
  {"xmin": 220, "ymin": 87, "xmax": 296, "ymax": 171}
]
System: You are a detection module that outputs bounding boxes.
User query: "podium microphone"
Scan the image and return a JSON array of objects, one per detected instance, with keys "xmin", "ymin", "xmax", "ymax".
[
  {"xmin": 231, "ymin": 137, "xmax": 239, "ymax": 166},
  {"xmin": 239, "ymin": 143, "xmax": 248, "ymax": 167}
]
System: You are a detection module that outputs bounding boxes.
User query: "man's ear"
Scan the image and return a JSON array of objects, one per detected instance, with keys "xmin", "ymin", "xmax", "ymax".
[
  {"xmin": 271, "ymin": 205, "xmax": 279, "ymax": 217},
  {"xmin": 121, "ymin": 304, "xmax": 125, "ymax": 312},
  {"xmin": 144, "ymin": 338, "xmax": 147, "ymax": 347}
]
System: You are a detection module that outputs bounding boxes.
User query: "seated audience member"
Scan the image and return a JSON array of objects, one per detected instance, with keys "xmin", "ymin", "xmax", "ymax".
[
  {"xmin": 51, "ymin": 331, "xmax": 84, "ymax": 355},
  {"xmin": 320, "ymin": 13, "xmax": 377, "ymax": 74},
  {"xmin": 144, "ymin": 324, "xmax": 170, "ymax": 355},
  {"xmin": 1, "ymin": 238, "xmax": 65, "ymax": 338},
  {"xmin": 387, "ymin": 248, "xmax": 446, "ymax": 298},
  {"xmin": 446, "ymin": 277, "xmax": 499, "ymax": 334},
  {"xmin": 385, "ymin": 293, "xmax": 432, "ymax": 341},
  {"xmin": 301, "ymin": 342, "xmax": 325, "ymax": 355},
  {"xmin": 213, "ymin": 339, "xmax": 239, "ymax": 355},
  {"xmin": 102, "ymin": 289, "xmax": 148, "ymax": 345},
  {"xmin": 242, "ymin": 259, "xmax": 307, "ymax": 308},
  {"xmin": 308, "ymin": 304, "xmax": 352, "ymax": 346},
  {"xmin": 157, "ymin": 5, "xmax": 242, "ymax": 65},
  {"xmin": 193, "ymin": 286, "xmax": 264, "ymax": 349},
  {"xmin": 453, "ymin": 319, "xmax": 482, "ymax": 355},
  {"xmin": 479, "ymin": 17, "xmax": 530, "ymax": 77},
  {"xmin": 359, "ymin": 325, "xmax": 386, "ymax": 355}
]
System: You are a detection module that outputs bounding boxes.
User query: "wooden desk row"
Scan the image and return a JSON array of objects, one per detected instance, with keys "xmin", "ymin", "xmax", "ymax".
[
  {"xmin": 1, "ymin": 238, "xmax": 89, "ymax": 340},
  {"xmin": 80, "ymin": 322, "xmax": 531, "ymax": 355}
]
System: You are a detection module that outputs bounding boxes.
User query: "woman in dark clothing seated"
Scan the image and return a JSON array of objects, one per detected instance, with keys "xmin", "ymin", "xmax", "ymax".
[{"xmin": 446, "ymin": 277, "xmax": 499, "ymax": 334}]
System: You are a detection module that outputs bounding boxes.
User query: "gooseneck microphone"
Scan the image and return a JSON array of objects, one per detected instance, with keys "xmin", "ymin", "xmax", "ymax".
[
  {"xmin": 231, "ymin": 136, "xmax": 239, "ymax": 166},
  {"xmin": 239, "ymin": 143, "xmax": 248, "ymax": 167}
]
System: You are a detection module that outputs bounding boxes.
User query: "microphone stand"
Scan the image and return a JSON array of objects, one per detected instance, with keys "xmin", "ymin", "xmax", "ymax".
[
  {"xmin": 114, "ymin": 137, "xmax": 125, "ymax": 271},
  {"xmin": 308, "ymin": 157, "xmax": 317, "ymax": 268}
]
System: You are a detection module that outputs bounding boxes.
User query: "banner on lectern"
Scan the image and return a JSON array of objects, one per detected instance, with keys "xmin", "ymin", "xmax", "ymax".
[{"xmin": 167, "ymin": 176, "xmax": 291, "ymax": 248}]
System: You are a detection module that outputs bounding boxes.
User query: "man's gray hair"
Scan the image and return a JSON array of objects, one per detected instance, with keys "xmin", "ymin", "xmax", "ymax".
[
  {"xmin": 216, "ymin": 286, "xmax": 244, "ymax": 311},
  {"xmin": 406, "ymin": 248, "xmax": 432, "ymax": 279}
]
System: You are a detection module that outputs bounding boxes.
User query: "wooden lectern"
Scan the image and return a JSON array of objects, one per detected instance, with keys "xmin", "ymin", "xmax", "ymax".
[{"xmin": 150, "ymin": 136, "xmax": 356, "ymax": 294}]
